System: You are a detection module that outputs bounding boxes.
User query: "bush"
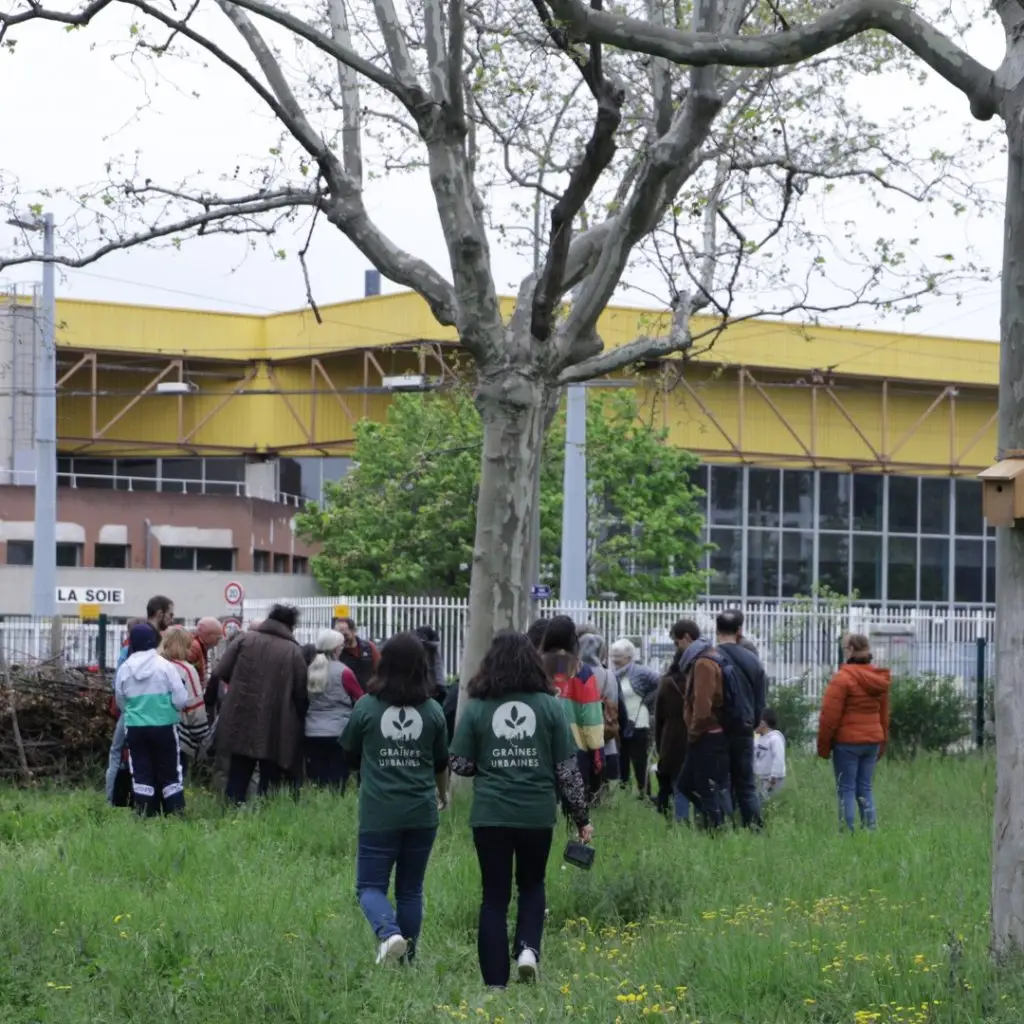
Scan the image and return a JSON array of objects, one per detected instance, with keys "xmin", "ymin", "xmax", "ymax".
[
  {"xmin": 888, "ymin": 673, "xmax": 971, "ymax": 758},
  {"xmin": 768, "ymin": 681, "xmax": 816, "ymax": 752}
]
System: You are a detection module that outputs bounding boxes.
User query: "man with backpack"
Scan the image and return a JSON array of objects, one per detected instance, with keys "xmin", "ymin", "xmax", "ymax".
[
  {"xmin": 333, "ymin": 616, "xmax": 380, "ymax": 690},
  {"xmin": 680, "ymin": 610, "xmax": 765, "ymax": 830}
]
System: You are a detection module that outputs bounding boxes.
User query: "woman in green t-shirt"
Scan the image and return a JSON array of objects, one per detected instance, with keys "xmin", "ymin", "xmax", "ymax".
[
  {"xmin": 341, "ymin": 633, "xmax": 450, "ymax": 966},
  {"xmin": 450, "ymin": 630, "xmax": 593, "ymax": 989}
]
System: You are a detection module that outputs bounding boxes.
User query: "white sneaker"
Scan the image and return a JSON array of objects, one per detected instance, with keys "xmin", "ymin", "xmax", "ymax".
[
  {"xmin": 376, "ymin": 934, "xmax": 408, "ymax": 965},
  {"xmin": 517, "ymin": 948, "xmax": 539, "ymax": 983}
]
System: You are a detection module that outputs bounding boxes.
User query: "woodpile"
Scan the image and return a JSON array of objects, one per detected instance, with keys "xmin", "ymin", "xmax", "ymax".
[{"xmin": 0, "ymin": 661, "xmax": 115, "ymax": 783}]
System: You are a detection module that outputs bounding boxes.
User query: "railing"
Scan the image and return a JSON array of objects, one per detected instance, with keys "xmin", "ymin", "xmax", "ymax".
[
  {"xmin": 52, "ymin": 470, "xmax": 304, "ymax": 507},
  {"xmin": 241, "ymin": 595, "xmax": 997, "ymax": 700}
]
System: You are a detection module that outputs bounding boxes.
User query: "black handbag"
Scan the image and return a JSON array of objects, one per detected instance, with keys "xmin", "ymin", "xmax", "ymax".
[{"xmin": 563, "ymin": 840, "xmax": 596, "ymax": 870}]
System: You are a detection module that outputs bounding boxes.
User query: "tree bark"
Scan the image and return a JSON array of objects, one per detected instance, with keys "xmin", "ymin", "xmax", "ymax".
[
  {"xmin": 992, "ymin": 85, "xmax": 1024, "ymax": 959},
  {"xmin": 458, "ymin": 370, "xmax": 547, "ymax": 706}
]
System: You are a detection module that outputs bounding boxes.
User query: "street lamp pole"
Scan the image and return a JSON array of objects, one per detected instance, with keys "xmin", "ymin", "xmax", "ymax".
[{"xmin": 31, "ymin": 215, "xmax": 57, "ymax": 617}]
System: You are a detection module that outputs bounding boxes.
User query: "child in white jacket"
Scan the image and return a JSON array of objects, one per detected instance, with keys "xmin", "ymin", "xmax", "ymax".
[
  {"xmin": 754, "ymin": 707, "xmax": 786, "ymax": 800},
  {"xmin": 114, "ymin": 624, "xmax": 189, "ymax": 816}
]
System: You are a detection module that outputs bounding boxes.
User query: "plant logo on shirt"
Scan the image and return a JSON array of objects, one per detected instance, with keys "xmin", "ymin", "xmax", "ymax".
[
  {"xmin": 491, "ymin": 701, "xmax": 537, "ymax": 742},
  {"xmin": 380, "ymin": 705, "xmax": 424, "ymax": 743}
]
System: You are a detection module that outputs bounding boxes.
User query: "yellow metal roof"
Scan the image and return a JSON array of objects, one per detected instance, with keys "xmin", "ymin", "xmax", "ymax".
[{"xmin": 54, "ymin": 292, "xmax": 998, "ymax": 387}]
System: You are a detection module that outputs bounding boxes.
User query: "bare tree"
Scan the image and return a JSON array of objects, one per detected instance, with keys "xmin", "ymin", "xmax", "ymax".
[
  {"xmin": 0, "ymin": 0, "xmax": 987, "ymax": 720},
  {"xmin": 527, "ymin": 0, "xmax": 1023, "ymax": 960}
]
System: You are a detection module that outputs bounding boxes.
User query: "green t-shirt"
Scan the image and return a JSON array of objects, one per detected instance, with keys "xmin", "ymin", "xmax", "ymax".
[
  {"xmin": 449, "ymin": 691, "xmax": 576, "ymax": 830},
  {"xmin": 341, "ymin": 695, "xmax": 449, "ymax": 833}
]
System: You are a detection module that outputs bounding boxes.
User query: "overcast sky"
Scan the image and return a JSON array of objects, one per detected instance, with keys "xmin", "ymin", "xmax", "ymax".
[{"xmin": 0, "ymin": 3, "xmax": 1008, "ymax": 343}]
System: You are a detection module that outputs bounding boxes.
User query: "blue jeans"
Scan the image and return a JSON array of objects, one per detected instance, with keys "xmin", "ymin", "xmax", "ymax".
[
  {"xmin": 672, "ymin": 781, "xmax": 690, "ymax": 823},
  {"xmin": 105, "ymin": 715, "xmax": 127, "ymax": 804},
  {"xmin": 356, "ymin": 828, "xmax": 437, "ymax": 956},
  {"xmin": 832, "ymin": 743, "xmax": 879, "ymax": 831}
]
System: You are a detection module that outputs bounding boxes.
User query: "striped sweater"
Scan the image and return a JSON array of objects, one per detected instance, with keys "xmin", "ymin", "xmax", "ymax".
[{"xmin": 545, "ymin": 653, "xmax": 605, "ymax": 752}]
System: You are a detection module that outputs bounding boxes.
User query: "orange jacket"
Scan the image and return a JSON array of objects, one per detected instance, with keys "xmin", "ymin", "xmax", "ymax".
[{"xmin": 817, "ymin": 661, "xmax": 891, "ymax": 758}]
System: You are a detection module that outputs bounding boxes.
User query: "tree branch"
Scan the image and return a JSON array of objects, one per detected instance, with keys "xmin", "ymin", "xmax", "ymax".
[
  {"xmin": 327, "ymin": 0, "xmax": 364, "ymax": 185},
  {"xmin": 0, "ymin": 192, "xmax": 319, "ymax": 272},
  {"xmin": 544, "ymin": 0, "xmax": 1000, "ymax": 121},
  {"xmin": 529, "ymin": 0, "xmax": 624, "ymax": 343}
]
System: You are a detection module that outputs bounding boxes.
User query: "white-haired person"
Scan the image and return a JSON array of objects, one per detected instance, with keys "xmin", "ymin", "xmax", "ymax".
[
  {"xmin": 305, "ymin": 629, "xmax": 365, "ymax": 790},
  {"xmin": 609, "ymin": 638, "xmax": 660, "ymax": 798}
]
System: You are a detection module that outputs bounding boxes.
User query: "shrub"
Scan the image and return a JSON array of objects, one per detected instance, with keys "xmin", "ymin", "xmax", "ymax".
[
  {"xmin": 769, "ymin": 681, "xmax": 816, "ymax": 752},
  {"xmin": 888, "ymin": 673, "xmax": 971, "ymax": 758}
]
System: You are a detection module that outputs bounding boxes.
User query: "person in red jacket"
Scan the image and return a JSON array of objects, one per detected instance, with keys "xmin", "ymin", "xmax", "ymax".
[{"xmin": 817, "ymin": 633, "xmax": 891, "ymax": 832}]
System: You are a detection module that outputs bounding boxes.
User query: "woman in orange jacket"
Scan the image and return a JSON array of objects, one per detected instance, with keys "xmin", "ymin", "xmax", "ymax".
[{"xmin": 817, "ymin": 634, "xmax": 891, "ymax": 832}]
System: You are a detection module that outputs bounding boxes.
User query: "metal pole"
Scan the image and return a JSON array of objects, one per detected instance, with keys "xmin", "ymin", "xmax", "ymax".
[
  {"xmin": 976, "ymin": 635, "xmax": 987, "ymax": 750},
  {"xmin": 31, "ymin": 213, "xmax": 57, "ymax": 618},
  {"xmin": 560, "ymin": 385, "xmax": 587, "ymax": 603}
]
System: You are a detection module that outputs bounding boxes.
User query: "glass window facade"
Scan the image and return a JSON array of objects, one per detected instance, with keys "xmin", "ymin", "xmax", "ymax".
[
  {"xmin": 57, "ymin": 456, "xmax": 350, "ymax": 505},
  {"xmin": 688, "ymin": 466, "xmax": 993, "ymax": 605}
]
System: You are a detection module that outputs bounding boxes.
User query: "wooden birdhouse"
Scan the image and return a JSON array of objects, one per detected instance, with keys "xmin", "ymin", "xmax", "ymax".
[{"xmin": 979, "ymin": 460, "xmax": 1024, "ymax": 527}]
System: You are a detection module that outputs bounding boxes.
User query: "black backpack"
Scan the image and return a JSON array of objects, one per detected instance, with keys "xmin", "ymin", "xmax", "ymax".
[{"xmin": 699, "ymin": 649, "xmax": 756, "ymax": 736}]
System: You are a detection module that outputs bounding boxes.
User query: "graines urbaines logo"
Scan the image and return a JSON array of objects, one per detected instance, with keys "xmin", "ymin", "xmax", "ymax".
[
  {"xmin": 491, "ymin": 701, "xmax": 537, "ymax": 741},
  {"xmin": 380, "ymin": 705, "xmax": 424, "ymax": 742}
]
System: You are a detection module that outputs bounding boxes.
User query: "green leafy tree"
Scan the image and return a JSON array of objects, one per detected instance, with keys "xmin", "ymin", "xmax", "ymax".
[{"xmin": 296, "ymin": 389, "xmax": 707, "ymax": 600}]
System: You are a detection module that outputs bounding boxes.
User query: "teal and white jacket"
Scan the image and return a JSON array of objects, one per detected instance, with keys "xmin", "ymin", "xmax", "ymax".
[{"xmin": 115, "ymin": 650, "xmax": 189, "ymax": 728}]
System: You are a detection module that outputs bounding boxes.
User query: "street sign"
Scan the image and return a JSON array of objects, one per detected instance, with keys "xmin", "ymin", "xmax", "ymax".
[
  {"xmin": 530, "ymin": 585, "xmax": 552, "ymax": 601},
  {"xmin": 79, "ymin": 604, "xmax": 101, "ymax": 621},
  {"xmin": 223, "ymin": 616, "xmax": 242, "ymax": 636},
  {"xmin": 224, "ymin": 581, "xmax": 244, "ymax": 606},
  {"xmin": 56, "ymin": 587, "xmax": 124, "ymax": 605}
]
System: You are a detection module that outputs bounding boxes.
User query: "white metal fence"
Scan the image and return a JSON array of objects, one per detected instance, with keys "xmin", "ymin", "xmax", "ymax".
[
  {"xmin": 241, "ymin": 596, "xmax": 996, "ymax": 700},
  {"xmin": 0, "ymin": 598, "xmax": 993, "ymax": 702}
]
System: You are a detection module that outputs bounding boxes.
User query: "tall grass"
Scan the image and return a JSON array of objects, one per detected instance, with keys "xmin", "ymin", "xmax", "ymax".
[{"xmin": 0, "ymin": 756, "xmax": 1014, "ymax": 1023}]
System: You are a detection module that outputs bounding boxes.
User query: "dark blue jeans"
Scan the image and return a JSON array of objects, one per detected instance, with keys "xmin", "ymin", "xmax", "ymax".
[
  {"xmin": 356, "ymin": 828, "xmax": 437, "ymax": 956},
  {"xmin": 832, "ymin": 743, "xmax": 879, "ymax": 831}
]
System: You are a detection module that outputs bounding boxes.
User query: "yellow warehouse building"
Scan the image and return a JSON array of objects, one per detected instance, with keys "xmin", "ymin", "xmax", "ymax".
[{"xmin": 0, "ymin": 290, "xmax": 999, "ymax": 609}]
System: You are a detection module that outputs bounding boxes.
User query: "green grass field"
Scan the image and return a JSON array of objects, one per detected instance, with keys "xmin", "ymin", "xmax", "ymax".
[{"xmin": 0, "ymin": 756, "xmax": 1016, "ymax": 1024}]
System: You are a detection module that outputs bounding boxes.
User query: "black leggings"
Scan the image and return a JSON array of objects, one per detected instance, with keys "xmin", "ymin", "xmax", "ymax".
[
  {"xmin": 620, "ymin": 728, "xmax": 650, "ymax": 793},
  {"xmin": 304, "ymin": 737, "xmax": 349, "ymax": 790},
  {"xmin": 472, "ymin": 827, "xmax": 554, "ymax": 988}
]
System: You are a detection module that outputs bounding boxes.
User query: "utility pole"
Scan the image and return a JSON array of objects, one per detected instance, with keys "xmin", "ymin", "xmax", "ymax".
[
  {"xmin": 32, "ymin": 215, "xmax": 56, "ymax": 618},
  {"xmin": 559, "ymin": 384, "xmax": 587, "ymax": 604}
]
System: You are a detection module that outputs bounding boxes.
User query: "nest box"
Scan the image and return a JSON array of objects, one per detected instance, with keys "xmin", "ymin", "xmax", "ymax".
[{"xmin": 979, "ymin": 460, "xmax": 1024, "ymax": 527}]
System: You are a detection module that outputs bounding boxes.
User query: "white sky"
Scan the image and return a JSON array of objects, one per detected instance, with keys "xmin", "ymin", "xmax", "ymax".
[{"xmin": 0, "ymin": 4, "xmax": 1009, "ymax": 343}]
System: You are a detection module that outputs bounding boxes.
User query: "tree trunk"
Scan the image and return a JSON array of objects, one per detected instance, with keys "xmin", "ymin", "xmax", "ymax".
[
  {"xmin": 992, "ymin": 94, "xmax": 1024, "ymax": 958},
  {"xmin": 458, "ymin": 373, "xmax": 547, "ymax": 706}
]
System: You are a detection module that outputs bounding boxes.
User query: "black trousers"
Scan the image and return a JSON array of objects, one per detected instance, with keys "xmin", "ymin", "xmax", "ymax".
[
  {"xmin": 472, "ymin": 827, "xmax": 554, "ymax": 988},
  {"xmin": 304, "ymin": 737, "xmax": 349, "ymax": 790},
  {"xmin": 727, "ymin": 734, "xmax": 763, "ymax": 829},
  {"xmin": 679, "ymin": 732, "xmax": 729, "ymax": 830},
  {"xmin": 620, "ymin": 728, "xmax": 650, "ymax": 793},
  {"xmin": 126, "ymin": 725, "xmax": 184, "ymax": 817},
  {"xmin": 226, "ymin": 755, "xmax": 299, "ymax": 804}
]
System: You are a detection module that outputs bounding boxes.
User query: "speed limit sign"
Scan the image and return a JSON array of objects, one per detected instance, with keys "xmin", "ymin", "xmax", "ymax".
[{"xmin": 224, "ymin": 581, "xmax": 244, "ymax": 606}]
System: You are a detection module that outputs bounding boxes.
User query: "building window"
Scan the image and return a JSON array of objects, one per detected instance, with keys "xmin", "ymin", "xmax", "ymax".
[
  {"xmin": 920, "ymin": 537, "xmax": 949, "ymax": 602},
  {"xmin": 7, "ymin": 540, "xmax": 32, "ymax": 565},
  {"xmin": 782, "ymin": 470, "xmax": 813, "ymax": 530},
  {"xmin": 986, "ymin": 538, "xmax": 996, "ymax": 603},
  {"xmin": 818, "ymin": 472, "xmax": 851, "ymax": 531},
  {"xmin": 853, "ymin": 475, "xmax": 883, "ymax": 532},
  {"xmin": 852, "ymin": 534, "xmax": 882, "ymax": 600},
  {"xmin": 781, "ymin": 532, "xmax": 813, "ymax": 597},
  {"xmin": 920, "ymin": 478, "xmax": 950, "ymax": 534},
  {"xmin": 254, "ymin": 550, "xmax": 270, "ymax": 573},
  {"xmin": 887, "ymin": 477, "xmax": 919, "ymax": 534},
  {"xmin": 56, "ymin": 543, "xmax": 83, "ymax": 568},
  {"xmin": 709, "ymin": 466, "xmax": 742, "ymax": 526},
  {"xmin": 708, "ymin": 528, "xmax": 741, "ymax": 595},
  {"xmin": 747, "ymin": 469, "xmax": 780, "ymax": 529},
  {"xmin": 293, "ymin": 556, "xmax": 309, "ymax": 575},
  {"xmin": 955, "ymin": 479, "xmax": 984, "ymax": 537},
  {"xmin": 887, "ymin": 536, "xmax": 917, "ymax": 602},
  {"xmin": 273, "ymin": 553, "xmax": 289, "ymax": 574},
  {"xmin": 747, "ymin": 529, "xmax": 779, "ymax": 597},
  {"xmin": 818, "ymin": 533, "xmax": 849, "ymax": 595},
  {"xmin": 160, "ymin": 546, "xmax": 235, "ymax": 572},
  {"xmin": 115, "ymin": 459, "xmax": 158, "ymax": 492},
  {"xmin": 95, "ymin": 543, "xmax": 130, "ymax": 569},
  {"xmin": 954, "ymin": 539, "xmax": 983, "ymax": 603}
]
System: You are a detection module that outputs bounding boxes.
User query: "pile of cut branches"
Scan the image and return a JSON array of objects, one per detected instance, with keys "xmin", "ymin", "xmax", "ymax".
[{"xmin": 0, "ymin": 662, "xmax": 114, "ymax": 783}]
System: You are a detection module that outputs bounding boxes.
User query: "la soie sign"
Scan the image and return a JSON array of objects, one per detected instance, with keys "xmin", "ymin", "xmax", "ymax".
[{"xmin": 56, "ymin": 586, "xmax": 125, "ymax": 606}]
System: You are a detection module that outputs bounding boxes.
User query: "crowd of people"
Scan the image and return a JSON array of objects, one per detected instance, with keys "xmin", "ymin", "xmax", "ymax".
[{"xmin": 106, "ymin": 595, "xmax": 892, "ymax": 983}]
